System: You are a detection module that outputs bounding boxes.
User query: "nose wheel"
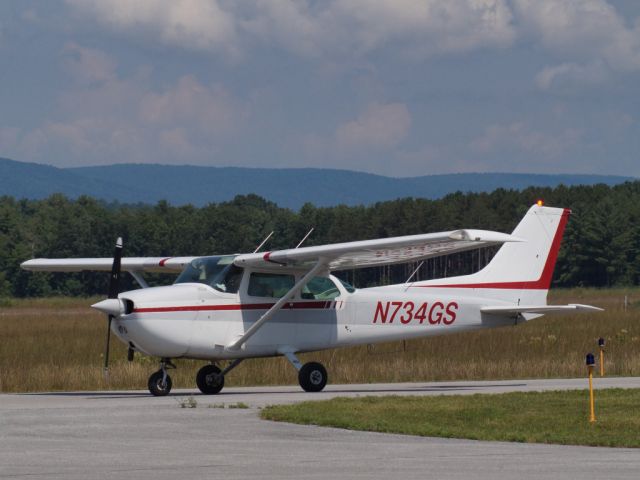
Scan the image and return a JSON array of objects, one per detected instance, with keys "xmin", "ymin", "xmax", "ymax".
[{"xmin": 148, "ymin": 359, "xmax": 175, "ymax": 396}]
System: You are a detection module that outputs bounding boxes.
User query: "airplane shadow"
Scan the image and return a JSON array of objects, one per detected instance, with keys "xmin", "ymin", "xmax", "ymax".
[
  {"xmin": 16, "ymin": 383, "xmax": 529, "ymax": 399},
  {"xmin": 211, "ymin": 383, "xmax": 529, "ymax": 396},
  {"xmin": 20, "ymin": 391, "xmax": 153, "ymax": 399}
]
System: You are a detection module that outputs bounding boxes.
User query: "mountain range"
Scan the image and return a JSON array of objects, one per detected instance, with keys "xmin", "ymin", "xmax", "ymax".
[{"xmin": 0, "ymin": 157, "xmax": 634, "ymax": 210}]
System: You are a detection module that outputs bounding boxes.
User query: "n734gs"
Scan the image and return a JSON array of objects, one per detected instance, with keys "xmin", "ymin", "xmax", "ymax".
[{"xmin": 21, "ymin": 203, "xmax": 601, "ymax": 396}]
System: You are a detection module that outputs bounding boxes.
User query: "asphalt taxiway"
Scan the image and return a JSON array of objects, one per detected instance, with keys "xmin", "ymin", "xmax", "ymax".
[{"xmin": 2, "ymin": 377, "xmax": 640, "ymax": 479}]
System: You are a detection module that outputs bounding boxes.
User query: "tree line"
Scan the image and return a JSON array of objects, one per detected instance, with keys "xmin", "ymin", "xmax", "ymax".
[{"xmin": 1, "ymin": 181, "xmax": 639, "ymax": 298}]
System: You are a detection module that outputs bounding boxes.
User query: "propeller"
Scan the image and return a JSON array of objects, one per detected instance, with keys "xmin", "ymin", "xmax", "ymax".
[{"xmin": 94, "ymin": 237, "xmax": 123, "ymax": 380}]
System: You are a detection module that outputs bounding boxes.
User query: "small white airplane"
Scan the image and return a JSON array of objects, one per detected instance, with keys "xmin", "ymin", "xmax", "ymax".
[{"xmin": 21, "ymin": 203, "xmax": 601, "ymax": 396}]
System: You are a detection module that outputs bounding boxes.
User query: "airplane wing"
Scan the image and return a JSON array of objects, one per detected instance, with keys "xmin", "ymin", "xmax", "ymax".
[
  {"xmin": 20, "ymin": 257, "xmax": 197, "ymax": 273},
  {"xmin": 234, "ymin": 229, "xmax": 523, "ymax": 271},
  {"xmin": 481, "ymin": 304, "xmax": 604, "ymax": 316}
]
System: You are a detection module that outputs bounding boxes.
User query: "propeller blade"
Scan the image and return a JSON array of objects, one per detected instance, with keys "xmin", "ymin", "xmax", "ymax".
[
  {"xmin": 103, "ymin": 315, "xmax": 113, "ymax": 380},
  {"xmin": 104, "ymin": 237, "xmax": 122, "ymax": 381},
  {"xmin": 108, "ymin": 237, "xmax": 123, "ymax": 299}
]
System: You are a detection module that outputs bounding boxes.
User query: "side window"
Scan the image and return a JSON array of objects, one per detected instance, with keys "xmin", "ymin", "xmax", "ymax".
[
  {"xmin": 248, "ymin": 273, "xmax": 295, "ymax": 298},
  {"xmin": 302, "ymin": 277, "xmax": 340, "ymax": 300}
]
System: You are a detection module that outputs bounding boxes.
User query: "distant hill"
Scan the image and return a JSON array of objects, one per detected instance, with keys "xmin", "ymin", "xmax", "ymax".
[{"xmin": 0, "ymin": 157, "xmax": 635, "ymax": 209}]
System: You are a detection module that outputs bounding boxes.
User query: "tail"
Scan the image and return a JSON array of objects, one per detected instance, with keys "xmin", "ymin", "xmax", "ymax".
[{"xmin": 417, "ymin": 204, "xmax": 570, "ymax": 305}]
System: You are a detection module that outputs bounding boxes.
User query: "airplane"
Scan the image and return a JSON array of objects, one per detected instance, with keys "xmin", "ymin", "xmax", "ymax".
[{"xmin": 21, "ymin": 203, "xmax": 601, "ymax": 396}]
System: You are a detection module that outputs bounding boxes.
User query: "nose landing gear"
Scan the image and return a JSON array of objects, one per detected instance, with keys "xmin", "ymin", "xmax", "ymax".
[{"xmin": 148, "ymin": 358, "xmax": 175, "ymax": 396}]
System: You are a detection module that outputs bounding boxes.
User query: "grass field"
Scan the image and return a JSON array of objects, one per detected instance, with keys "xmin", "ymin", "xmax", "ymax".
[
  {"xmin": 0, "ymin": 288, "xmax": 639, "ymax": 393},
  {"xmin": 261, "ymin": 389, "xmax": 640, "ymax": 447}
]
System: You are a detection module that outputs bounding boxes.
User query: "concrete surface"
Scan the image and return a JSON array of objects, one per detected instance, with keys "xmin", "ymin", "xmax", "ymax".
[{"xmin": 2, "ymin": 377, "xmax": 640, "ymax": 479}]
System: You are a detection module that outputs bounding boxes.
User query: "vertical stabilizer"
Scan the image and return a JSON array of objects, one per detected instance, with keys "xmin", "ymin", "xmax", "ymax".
[{"xmin": 416, "ymin": 205, "xmax": 570, "ymax": 304}]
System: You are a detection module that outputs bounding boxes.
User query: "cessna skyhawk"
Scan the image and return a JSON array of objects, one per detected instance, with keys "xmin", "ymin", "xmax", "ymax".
[{"xmin": 21, "ymin": 203, "xmax": 601, "ymax": 396}]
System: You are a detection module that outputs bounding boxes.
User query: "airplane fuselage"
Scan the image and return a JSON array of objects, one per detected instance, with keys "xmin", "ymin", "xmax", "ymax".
[{"xmin": 112, "ymin": 275, "xmax": 516, "ymax": 361}]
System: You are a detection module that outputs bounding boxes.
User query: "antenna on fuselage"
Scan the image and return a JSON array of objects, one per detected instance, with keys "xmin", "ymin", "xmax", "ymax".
[
  {"xmin": 296, "ymin": 228, "xmax": 314, "ymax": 249},
  {"xmin": 253, "ymin": 231, "xmax": 274, "ymax": 253}
]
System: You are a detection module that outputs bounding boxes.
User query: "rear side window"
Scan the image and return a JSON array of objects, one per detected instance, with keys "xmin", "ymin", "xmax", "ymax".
[{"xmin": 248, "ymin": 273, "xmax": 295, "ymax": 298}]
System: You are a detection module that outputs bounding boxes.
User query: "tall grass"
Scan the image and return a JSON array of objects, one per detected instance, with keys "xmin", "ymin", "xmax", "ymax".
[{"xmin": 0, "ymin": 288, "xmax": 638, "ymax": 392}]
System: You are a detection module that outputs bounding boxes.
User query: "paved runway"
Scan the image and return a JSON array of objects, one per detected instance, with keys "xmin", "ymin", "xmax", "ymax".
[{"xmin": 2, "ymin": 377, "xmax": 640, "ymax": 479}]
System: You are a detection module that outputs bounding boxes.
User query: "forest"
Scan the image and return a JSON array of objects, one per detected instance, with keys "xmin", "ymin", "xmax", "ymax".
[{"xmin": 1, "ymin": 180, "xmax": 639, "ymax": 298}]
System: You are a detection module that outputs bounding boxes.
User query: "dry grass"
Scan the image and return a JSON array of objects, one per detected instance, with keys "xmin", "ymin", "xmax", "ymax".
[{"xmin": 1, "ymin": 288, "xmax": 639, "ymax": 392}]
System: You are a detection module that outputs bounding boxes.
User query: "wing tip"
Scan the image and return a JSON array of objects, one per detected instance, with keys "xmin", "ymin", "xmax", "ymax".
[
  {"xmin": 449, "ymin": 230, "xmax": 525, "ymax": 243},
  {"xmin": 569, "ymin": 303, "xmax": 605, "ymax": 312}
]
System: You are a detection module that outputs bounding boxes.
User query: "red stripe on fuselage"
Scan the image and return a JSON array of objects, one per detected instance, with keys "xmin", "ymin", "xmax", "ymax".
[
  {"xmin": 133, "ymin": 301, "xmax": 331, "ymax": 314},
  {"xmin": 414, "ymin": 208, "xmax": 571, "ymax": 290}
]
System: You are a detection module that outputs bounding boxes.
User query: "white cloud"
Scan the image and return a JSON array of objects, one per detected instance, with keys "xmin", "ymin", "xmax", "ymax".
[
  {"xmin": 470, "ymin": 121, "xmax": 583, "ymax": 160},
  {"xmin": 291, "ymin": 103, "xmax": 413, "ymax": 174},
  {"xmin": 139, "ymin": 75, "xmax": 247, "ymax": 136},
  {"xmin": 513, "ymin": 0, "xmax": 640, "ymax": 88},
  {"xmin": 535, "ymin": 61, "xmax": 608, "ymax": 90},
  {"xmin": 4, "ymin": 45, "xmax": 247, "ymax": 166},
  {"xmin": 336, "ymin": 103, "xmax": 411, "ymax": 150},
  {"xmin": 63, "ymin": 42, "xmax": 117, "ymax": 85},
  {"xmin": 66, "ymin": 0, "xmax": 516, "ymax": 59},
  {"xmin": 332, "ymin": 0, "xmax": 515, "ymax": 56},
  {"xmin": 66, "ymin": 0, "xmax": 238, "ymax": 55},
  {"xmin": 62, "ymin": 0, "xmax": 640, "ymax": 93},
  {"xmin": 238, "ymin": 1, "xmax": 327, "ymax": 57}
]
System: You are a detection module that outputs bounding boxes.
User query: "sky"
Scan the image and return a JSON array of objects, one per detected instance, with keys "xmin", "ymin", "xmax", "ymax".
[{"xmin": 0, "ymin": 0, "xmax": 639, "ymax": 178}]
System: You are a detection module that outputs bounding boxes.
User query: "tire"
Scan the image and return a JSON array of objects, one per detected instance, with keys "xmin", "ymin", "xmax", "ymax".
[
  {"xmin": 148, "ymin": 370, "xmax": 172, "ymax": 396},
  {"xmin": 298, "ymin": 362, "xmax": 327, "ymax": 392},
  {"xmin": 196, "ymin": 364, "xmax": 225, "ymax": 395}
]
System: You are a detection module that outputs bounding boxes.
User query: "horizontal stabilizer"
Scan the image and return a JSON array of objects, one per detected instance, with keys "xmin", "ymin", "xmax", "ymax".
[{"xmin": 481, "ymin": 304, "xmax": 604, "ymax": 316}]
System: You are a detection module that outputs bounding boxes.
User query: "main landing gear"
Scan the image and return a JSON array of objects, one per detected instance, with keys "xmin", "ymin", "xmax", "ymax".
[
  {"xmin": 196, "ymin": 364, "xmax": 224, "ymax": 394},
  {"xmin": 146, "ymin": 354, "xmax": 328, "ymax": 396},
  {"xmin": 193, "ymin": 355, "xmax": 327, "ymax": 395},
  {"xmin": 298, "ymin": 362, "xmax": 328, "ymax": 392},
  {"xmin": 282, "ymin": 351, "xmax": 328, "ymax": 392}
]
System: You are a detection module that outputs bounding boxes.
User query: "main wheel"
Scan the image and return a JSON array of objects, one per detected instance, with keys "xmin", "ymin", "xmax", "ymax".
[
  {"xmin": 196, "ymin": 364, "xmax": 224, "ymax": 395},
  {"xmin": 298, "ymin": 362, "xmax": 327, "ymax": 392},
  {"xmin": 148, "ymin": 370, "xmax": 172, "ymax": 396}
]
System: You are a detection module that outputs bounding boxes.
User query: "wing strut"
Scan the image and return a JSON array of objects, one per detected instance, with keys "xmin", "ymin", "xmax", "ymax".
[
  {"xmin": 226, "ymin": 260, "xmax": 327, "ymax": 351},
  {"xmin": 129, "ymin": 271, "xmax": 149, "ymax": 289}
]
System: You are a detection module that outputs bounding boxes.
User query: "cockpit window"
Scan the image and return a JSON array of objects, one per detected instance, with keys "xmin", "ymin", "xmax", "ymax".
[
  {"xmin": 174, "ymin": 255, "xmax": 241, "ymax": 292},
  {"xmin": 213, "ymin": 264, "xmax": 243, "ymax": 294},
  {"xmin": 302, "ymin": 276, "xmax": 340, "ymax": 300}
]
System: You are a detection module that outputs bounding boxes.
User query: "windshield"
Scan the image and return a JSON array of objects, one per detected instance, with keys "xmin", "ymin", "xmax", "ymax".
[
  {"xmin": 338, "ymin": 278, "xmax": 356, "ymax": 293},
  {"xmin": 174, "ymin": 255, "xmax": 238, "ymax": 288}
]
